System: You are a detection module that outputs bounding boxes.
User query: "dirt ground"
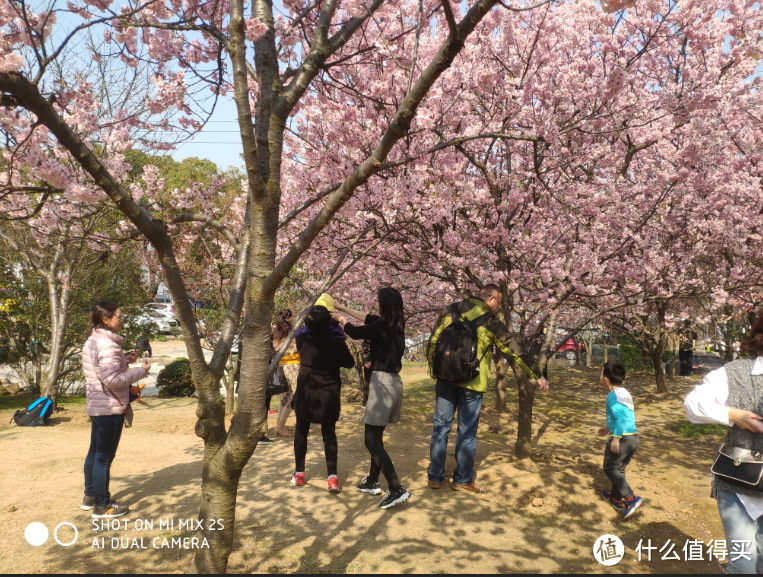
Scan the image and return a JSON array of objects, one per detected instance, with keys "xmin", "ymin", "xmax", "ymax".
[{"xmin": 0, "ymin": 362, "xmax": 728, "ymax": 573}]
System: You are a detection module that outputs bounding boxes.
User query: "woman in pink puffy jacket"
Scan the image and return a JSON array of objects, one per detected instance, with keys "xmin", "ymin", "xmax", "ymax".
[{"xmin": 81, "ymin": 302, "xmax": 150, "ymax": 519}]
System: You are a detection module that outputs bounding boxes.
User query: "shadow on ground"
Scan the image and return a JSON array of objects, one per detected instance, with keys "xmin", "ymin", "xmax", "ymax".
[{"xmin": 2, "ymin": 363, "xmax": 724, "ymax": 573}]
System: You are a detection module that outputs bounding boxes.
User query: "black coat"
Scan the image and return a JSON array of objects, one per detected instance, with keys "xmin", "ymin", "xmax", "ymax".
[{"xmin": 292, "ymin": 331, "xmax": 355, "ymax": 423}]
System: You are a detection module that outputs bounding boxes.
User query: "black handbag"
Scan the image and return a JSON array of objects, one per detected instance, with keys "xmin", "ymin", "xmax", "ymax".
[
  {"xmin": 268, "ymin": 364, "xmax": 290, "ymax": 395},
  {"xmin": 711, "ymin": 373, "xmax": 763, "ymax": 490},
  {"xmin": 711, "ymin": 443, "xmax": 763, "ymax": 490}
]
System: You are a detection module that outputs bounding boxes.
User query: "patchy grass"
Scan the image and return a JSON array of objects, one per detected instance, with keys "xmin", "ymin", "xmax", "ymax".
[{"xmin": 671, "ymin": 422, "xmax": 728, "ymax": 440}]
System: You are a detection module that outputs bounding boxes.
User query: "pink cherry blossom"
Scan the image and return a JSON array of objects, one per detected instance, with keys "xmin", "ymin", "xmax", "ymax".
[{"xmin": 245, "ymin": 17, "xmax": 268, "ymax": 42}]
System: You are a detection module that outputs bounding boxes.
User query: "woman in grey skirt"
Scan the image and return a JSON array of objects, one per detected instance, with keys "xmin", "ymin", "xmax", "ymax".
[{"xmin": 333, "ymin": 288, "xmax": 410, "ymax": 510}]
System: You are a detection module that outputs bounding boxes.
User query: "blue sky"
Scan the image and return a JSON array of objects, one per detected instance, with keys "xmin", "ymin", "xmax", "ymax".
[{"xmin": 171, "ymin": 97, "xmax": 244, "ymax": 171}]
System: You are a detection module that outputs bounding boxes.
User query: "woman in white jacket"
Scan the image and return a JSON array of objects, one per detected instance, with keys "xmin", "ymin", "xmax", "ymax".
[
  {"xmin": 82, "ymin": 302, "xmax": 150, "ymax": 519},
  {"xmin": 684, "ymin": 316, "xmax": 763, "ymax": 573}
]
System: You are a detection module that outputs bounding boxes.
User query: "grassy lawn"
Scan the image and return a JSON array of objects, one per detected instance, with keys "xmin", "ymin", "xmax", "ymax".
[
  {"xmin": 0, "ymin": 393, "xmax": 86, "ymax": 411},
  {"xmin": 670, "ymin": 422, "xmax": 728, "ymax": 440}
]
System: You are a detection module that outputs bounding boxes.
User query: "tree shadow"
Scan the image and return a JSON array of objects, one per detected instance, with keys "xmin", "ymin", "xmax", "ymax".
[{"xmin": 23, "ymin": 363, "xmax": 725, "ymax": 574}]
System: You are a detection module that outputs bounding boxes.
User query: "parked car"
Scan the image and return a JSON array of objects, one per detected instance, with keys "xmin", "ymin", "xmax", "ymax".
[
  {"xmin": 692, "ymin": 350, "xmax": 724, "ymax": 374},
  {"xmin": 155, "ymin": 293, "xmax": 173, "ymax": 304},
  {"xmin": 556, "ymin": 337, "xmax": 585, "ymax": 360},
  {"xmin": 145, "ymin": 302, "xmax": 176, "ymax": 318},
  {"xmin": 127, "ymin": 309, "xmax": 179, "ymax": 334}
]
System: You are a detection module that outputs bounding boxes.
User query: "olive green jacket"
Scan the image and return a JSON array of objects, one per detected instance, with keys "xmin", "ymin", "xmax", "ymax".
[{"xmin": 426, "ymin": 297, "xmax": 538, "ymax": 393}]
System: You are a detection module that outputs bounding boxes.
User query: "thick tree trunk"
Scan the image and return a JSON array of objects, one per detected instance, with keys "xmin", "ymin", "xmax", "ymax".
[
  {"xmin": 41, "ymin": 249, "xmax": 73, "ymax": 409},
  {"xmin": 650, "ymin": 350, "xmax": 668, "ymax": 393},
  {"xmin": 349, "ymin": 341, "xmax": 365, "ymax": 388},
  {"xmin": 494, "ymin": 349, "xmax": 509, "ymax": 412},
  {"xmin": 515, "ymin": 371, "xmax": 535, "ymax": 459},
  {"xmin": 44, "ymin": 299, "xmax": 69, "ymax": 408},
  {"xmin": 34, "ymin": 350, "xmax": 42, "ymax": 393},
  {"xmin": 651, "ymin": 304, "xmax": 669, "ymax": 393},
  {"xmin": 191, "ymin": 299, "xmax": 272, "ymax": 572},
  {"xmin": 724, "ymin": 331, "xmax": 735, "ymax": 362}
]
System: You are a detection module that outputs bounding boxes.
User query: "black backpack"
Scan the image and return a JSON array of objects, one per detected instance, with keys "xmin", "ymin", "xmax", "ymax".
[
  {"xmin": 11, "ymin": 396, "xmax": 54, "ymax": 427},
  {"xmin": 431, "ymin": 308, "xmax": 493, "ymax": 384}
]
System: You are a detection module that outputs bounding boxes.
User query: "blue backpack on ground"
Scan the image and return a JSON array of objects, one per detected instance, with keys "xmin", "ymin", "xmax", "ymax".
[{"xmin": 11, "ymin": 397, "xmax": 54, "ymax": 426}]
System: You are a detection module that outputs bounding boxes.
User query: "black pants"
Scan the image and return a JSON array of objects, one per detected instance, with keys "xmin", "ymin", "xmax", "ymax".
[
  {"xmin": 603, "ymin": 434, "xmax": 639, "ymax": 501},
  {"xmin": 294, "ymin": 419, "xmax": 338, "ymax": 477},
  {"xmin": 679, "ymin": 349, "xmax": 693, "ymax": 376},
  {"xmin": 363, "ymin": 368, "xmax": 372, "ymax": 405},
  {"xmin": 365, "ymin": 424, "xmax": 401, "ymax": 491}
]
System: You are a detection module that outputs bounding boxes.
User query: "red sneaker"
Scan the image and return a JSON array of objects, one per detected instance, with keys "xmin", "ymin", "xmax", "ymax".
[
  {"xmin": 327, "ymin": 476, "xmax": 341, "ymax": 493},
  {"xmin": 290, "ymin": 472, "xmax": 305, "ymax": 486},
  {"xmin": 267, "ymin": 410, "xmax": 277, "ymax": 416}
]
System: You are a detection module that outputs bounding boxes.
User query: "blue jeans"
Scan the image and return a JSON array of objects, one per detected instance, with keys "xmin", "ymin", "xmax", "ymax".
[
  {"xmin": 717, "ymin": 489, "xmax": 763, "ymax": 574},
  {"xmin": 427, "ymin": 380, "xmax": 483, "ymax": 485},
  {"xmin": 84, "ymin": 414, "xmax": 125, "ymax": 507}
]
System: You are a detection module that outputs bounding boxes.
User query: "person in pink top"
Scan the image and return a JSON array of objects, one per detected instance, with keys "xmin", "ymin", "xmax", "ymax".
[{"xmin": 81, "ymin": 302, "xmax": 150, "ymax": 519}]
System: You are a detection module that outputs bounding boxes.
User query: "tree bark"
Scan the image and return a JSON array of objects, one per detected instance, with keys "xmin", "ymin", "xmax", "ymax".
[
  {"xmin": 515, "ymin": 370, "xmax": 535, "ymax": 459},
  {"xmin": 494, "ymin": 349, "xmax": 509, "ymax": 412},
  {"xmin": 724, "ymin": 331, "xmax": 735, "ymax": 362},
  {"xmin": 223, "ymin": 371, "xmax": 235, "ymax": 416},
  {"xmin": 651, "ymin": 303, "xmax": 669, "ymax": 393},
  {"xmin": 650, "ymin": 349, "xmax": 668, "ymax": 393}
]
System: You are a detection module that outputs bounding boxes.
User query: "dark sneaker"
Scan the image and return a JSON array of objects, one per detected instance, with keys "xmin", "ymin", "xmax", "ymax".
[
  {"xmin": 83, "ymin": 496, "xmax": 117, "ymax": 511},
  {"xmin": 379, "ymin": 487, "xmax": 410, "ymax": 510},
  {"xmin": 601, "ymin": 490, "xmax": 625, "ymax": 512},
  {"xmin": 258, "ymin": 436, "xmax": 274, "ymax": 445},
  {"xmin": 91, "ymin": 502, "xmax": 129, "ymax": 519},
  {"xmin": 357, "ymin": 476, "xmax": 382, "ymax": 496},
  {"xmin": 622, "ymin": 495, "xmax": 643, "ymax": 519}
]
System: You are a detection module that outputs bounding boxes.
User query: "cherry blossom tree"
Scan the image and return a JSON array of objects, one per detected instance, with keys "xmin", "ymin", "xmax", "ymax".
[
  {"xmin": 0, "ymin": 0, "xmax": 574, "ymax": 571},
  {"xmin": 280, "ymin": 0, "xmax": 763, "ymax": 457}
]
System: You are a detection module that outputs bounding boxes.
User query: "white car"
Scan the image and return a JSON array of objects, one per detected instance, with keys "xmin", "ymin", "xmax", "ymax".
[
  {"xmin": 127, "ymin": 309, "xmax": 179, "ymax": 334},
  {"xmin": 145, "ymin": 302, "xmax": 177, "ymax": 319}
]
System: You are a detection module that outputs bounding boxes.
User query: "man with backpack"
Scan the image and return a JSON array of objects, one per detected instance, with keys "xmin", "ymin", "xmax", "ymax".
[{"xmin": 426, "ymin": 285, "xmax": 549, "ymax": 493}]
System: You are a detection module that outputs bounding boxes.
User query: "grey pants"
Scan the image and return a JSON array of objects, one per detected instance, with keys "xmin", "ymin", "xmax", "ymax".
[{"xmin": 603, "ymin": 434, "xmax": 639, "ymax": 500}]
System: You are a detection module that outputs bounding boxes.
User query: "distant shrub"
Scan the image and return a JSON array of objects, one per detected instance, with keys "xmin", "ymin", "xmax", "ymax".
[
  {"xmin": 619, "ymin": 336, "xmax": 654, "ymax": 373},
  {"xmin": 156, "ymin": 358, "xmax": 195, "ymax": 397}
]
